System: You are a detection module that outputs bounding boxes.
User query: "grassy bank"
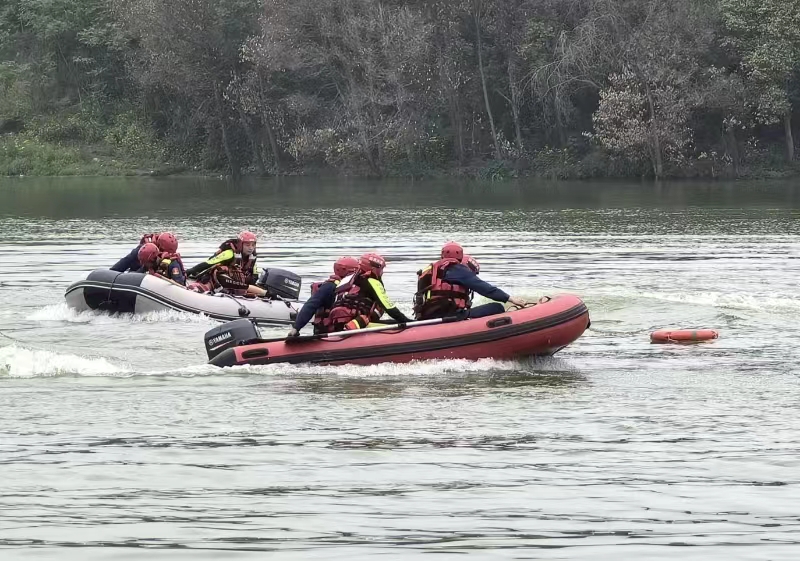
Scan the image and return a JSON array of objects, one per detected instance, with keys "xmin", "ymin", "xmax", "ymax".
[
  {"xmin": 0, "ymin": 110, "xmax": 183, "ymax": 177},
  {"xmin": 2, "ymin": 132, "xmax": 798, "ymax": 180},
  {"xmin": 0, "ymin": 135, "xmax": 134, "ymax": 176}
]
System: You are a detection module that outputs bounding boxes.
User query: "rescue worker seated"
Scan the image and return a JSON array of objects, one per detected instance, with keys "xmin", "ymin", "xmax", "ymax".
[
  {"xmin": 286, "ymin": 256, "xmax": 360, "ymax": 337},
  {"xmin": 111, "ymin": 231, "xmax": 180, "ymax": 273},
  {"xmin": 136, "ymin": 242, "xmax": 187, "ymax": 286},
  {"xmin": 311, "ymin": 252, "xmax": 413, "ymax": 333},
  {"xmin": 414, "ymin": 242, "xmax": 527, "ymax": 320},
  {"xmin": 185, "ymin": 231, "xmax": 267, "ymax": 297}
]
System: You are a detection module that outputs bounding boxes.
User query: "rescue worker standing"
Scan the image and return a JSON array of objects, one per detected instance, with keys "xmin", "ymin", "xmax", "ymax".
[
  {"xmin": 414, "ymin": 242, "xmax": 527, "ymax": 320},
  {"xmin": 325, "ymin": 253, "xmax": 413, "ymax": 331},
  {"xmin": 286, "ymin": 256, "xmax": 360, "ymax": 337},
  {"xmin": 186, "ymin": 231, "xmax": 266, "ymax": 296}
]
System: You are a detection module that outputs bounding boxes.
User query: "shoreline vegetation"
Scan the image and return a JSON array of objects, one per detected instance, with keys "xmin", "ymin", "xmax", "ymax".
[{"xmin": 1, "ymin": 0, "xmax": 798, "ymax": 180}]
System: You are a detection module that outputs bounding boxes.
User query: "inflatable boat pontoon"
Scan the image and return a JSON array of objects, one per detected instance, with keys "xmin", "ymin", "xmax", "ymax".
[
  {"xmin": 204, "ymin": 294, "xmax": 590, "ymax": 367},
  {"xmin": 65, "ymin": 268, "xmax": 302, "ymax": 325}
]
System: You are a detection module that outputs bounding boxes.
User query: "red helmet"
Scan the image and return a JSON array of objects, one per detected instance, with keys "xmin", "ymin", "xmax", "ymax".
[
  {"xmin": 155, "ymin": 232, "xmax": 178, "ymax": 254},
  {"xmin": 238, "ymin": 231, "xmax": 257, "ymax": 255},
  {"xmin": 334, "ymin": 256, "xmax": 359, "ymax": 278},
  {"xmin": 462, "ymin": 254, "xmax": 480, "ymax": 274},
  {"xmin": 441, "ymin": 241, "xmax": 464, "ymax": 261},
  {"xmin": 359, "ymin": 252, "xmax": 386, "ymax": 278},
  {"xmin": 138, "ymin": 242, "xmax": 160, "ymax": 267},
  {"xmin": 238, "ymin": 231, "xmax": 257, "ymax": 243}
]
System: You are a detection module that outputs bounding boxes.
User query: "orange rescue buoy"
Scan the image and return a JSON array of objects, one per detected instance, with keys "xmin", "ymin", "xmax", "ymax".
[{"xmin": 650, "ymin": 329, "xmax": 719, "ymax": 344}]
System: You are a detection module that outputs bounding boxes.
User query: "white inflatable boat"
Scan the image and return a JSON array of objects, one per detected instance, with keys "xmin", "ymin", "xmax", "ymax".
[{"xmin": 65, "ymin": 268, "xmax": 302, "ymax": 325}]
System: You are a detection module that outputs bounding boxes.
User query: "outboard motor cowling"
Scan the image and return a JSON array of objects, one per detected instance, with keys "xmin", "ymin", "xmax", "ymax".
[
  {"xmin": 256, "ymin": 268, "xmax": 302, "ymax": 300},
  {"xmin": 204, "ymin": 319, "xmax": 261, "ymax": 360}
]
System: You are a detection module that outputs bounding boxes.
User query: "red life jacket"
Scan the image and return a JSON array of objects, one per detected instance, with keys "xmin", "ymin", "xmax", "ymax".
[
  {"xmin": 157, "ymin": 252, "xmax": 185, "ymax": 282},
  {"xmin": 327, "ymin": 271, "xmax": 385, "ymax": 331},
  {"xmin": 310, "ymin": 275, "xmax": 341, "ymax": 334},
  {"xmin": 413, "ymin": 258, "xmax": 471, "ymax": 320},
  {"xmin": 209, "ymin": 265, "xmax": 250, "ymax": 295},
  {"xmin": 139, "ymin": 232, "xmax": 164, "ymax": 247},
  {"xmin": 139, "ymin": 234, "xmax": 185, "ymax": 281},
  {"xmin": 140, "ymin": 251, "xmax": 182, "ymax": 279},
  {"xmin": 187, "ymin": 280, "xmax": 213, "ymax": 293}
]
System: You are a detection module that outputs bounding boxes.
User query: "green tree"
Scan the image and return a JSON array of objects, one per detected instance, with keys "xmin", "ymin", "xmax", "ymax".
[
  {"xmin": 113, "ymin": 0, "xmax": 261, "ymax": 175},
  {"xmin": 247, "ymin": 0, "xmax": 433, "ymax": 175},
  {"xmin": 721, "ymin": 0, "xmax": 800, "ymax": 161},
  {"xmin": 585, "ymin": 0, "xmax": 710, "ymax": 177},
  {"xmin": 0, "ymin": 0, "xmax": 127, "ymax": 122}
]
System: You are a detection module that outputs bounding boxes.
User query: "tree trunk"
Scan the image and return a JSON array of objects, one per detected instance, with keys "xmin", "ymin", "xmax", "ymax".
[
  {"xmin": 440, "ymin": 53, "xmax": 466, "ymax": 163},
  {"xmin": 451, "ymin": 96, "xmax": 465, "ymax": 163},
  {"xmin": 256, "ymin": 78, "xmax": 281, "ymax": 172},
  {"xmin": 356, "ymin": 113, "xmax": 380, "ymax": 176},
  {"xmin": 508, "ymin": 61, "xmax": 523, "ymax": 153},
  {"xmin": 554, "ymin": 96, "xmax": 567, "ymax": 147},
  {"xmin": 214, "ymin": 84, "xmax": 240, "ymax": 179},
  {"xmin": 785, "ymin": 111, "xmax": 795, "ymax": 162},
  {"xmin": 238, "ymin": 109, "xmax": 266, "ymax": 175},
  {"xmin": 370, "ymin": 102, "xmax": 385, "ymax": 173},
  {"xmin": 262, "ymin": 113, "xmax": 281, "ymax": 172},
  {"xmin": 470, "ymin": 111, "xmax": 477, "ymax": 154},
  {"xmin": 643, "ymin": 80, "xmax": 663, "ymax": 178},
  {"xmin": 725, "ymin": 126, "xmax": 740, "ymax": 176},
  {"xmin": 475, "ymin": 10, "xmax": 501, "ymax": 160}
]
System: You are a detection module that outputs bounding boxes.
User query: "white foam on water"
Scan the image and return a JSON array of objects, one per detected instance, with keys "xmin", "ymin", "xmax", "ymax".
[
  {"xmin": 636, "ymin": 290, "xmax": 800, "ymax": 314},
  {"xmin": 26, "ymin": 302, "xmax": 219, "ymax": 325},
  {"xmin": 0, "ymin": 345, "xmax": 129, "ymax": 378},
  {"xmin": 587, "ymin": 286, "xmax": 800, "ymax": 315},
  {"xmin": 0, "ymin": 344, "xmax": 576, "ymax": 379},
  {"xmin": 197, "ymin": 355, "xmax": 574, "ymax": 378}
]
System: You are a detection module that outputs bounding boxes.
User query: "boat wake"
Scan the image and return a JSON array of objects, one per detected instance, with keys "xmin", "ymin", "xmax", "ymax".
[
  {"xmin": 26, "ymin": 303, "xmax": 219, "ymax": 325},
  {"xmin": 0, "ymin": 345, "xmax": 129, "ymax": 378},
  {"xmin": 636, "ymin": 290, "xmax": 800, "ymax": 314},
  {"xmin": 211, "ymin": 355, "xmax": 576, "ymax": 378},
  {"xmin": 0, "ymin": 342, "xmax": 575, "ymax": 379}
]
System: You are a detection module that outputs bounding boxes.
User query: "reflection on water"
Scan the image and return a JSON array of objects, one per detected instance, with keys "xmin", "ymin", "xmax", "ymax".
[
  {"xmin": 4, "ymin": 176, "xmax": 800, "ymax": 220},
  {"xmin": 275, "ymin": 363, "xmax": 586, "ymax": 398}
]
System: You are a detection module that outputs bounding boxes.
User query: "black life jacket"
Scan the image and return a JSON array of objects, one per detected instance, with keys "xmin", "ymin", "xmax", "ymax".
[
  {"xmin": 216, "ymin": 239, "xmax": 258, "ymax": 279},
  {"xmin": 196, "ymin": 239, "xmax": 257, "ymax": 292}
]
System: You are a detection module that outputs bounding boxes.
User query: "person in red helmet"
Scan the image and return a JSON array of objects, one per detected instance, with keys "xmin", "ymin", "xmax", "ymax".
[
  {"xmin": 440, "ymin": 241, "xmax": 464, "ymax": 261},
  {"xmin": 151, "ymin": 232, "xmax": 186, "ymax": 285},
  {"xmin": 155, "ymin": 232, "xmax": 178, "ymax": 254},
  {"xmin": 286, "ymin": 256, "xmax": 360, "ymax": 337},
  {"xmin": 111, "ymin": 231, "xmax": 179, "ymax": 273},
  {"xmin": 185, "ymin": 231, "xmax": 266, "ymax": 296},
  {"xmin": 325, "ymin": 252, "xmax": 412, "ymax": 331},
  {"xmin": 136, "ymin": 243, "xmax": 160, "ymax": 270},
  {"xmin": 414, "ymin": 241, "xmax": 527, "ymax": 320},
  {"xmin": 134, "ymin": 241, "xmax": 187, "ymax": 285}
]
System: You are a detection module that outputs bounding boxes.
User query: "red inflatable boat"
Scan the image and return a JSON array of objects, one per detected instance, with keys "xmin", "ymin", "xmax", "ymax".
[{"xmin": 205, "ymin": 294, "xmax": 590, "ymax": 367}]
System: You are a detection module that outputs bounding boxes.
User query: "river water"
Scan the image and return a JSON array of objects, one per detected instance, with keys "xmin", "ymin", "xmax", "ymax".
[{"xmin": 1, "ymin": 176, "xmax": 799, "ymax": 559}]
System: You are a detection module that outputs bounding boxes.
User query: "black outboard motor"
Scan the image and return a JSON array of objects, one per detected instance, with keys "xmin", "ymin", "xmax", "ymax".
[
  {"xmin": 204, "ymin": 319, "xmax": 261, "ymax": 360},
  {"xmin": 256, "ymin": 268, "xmax": 302, "ymax": 300}
]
